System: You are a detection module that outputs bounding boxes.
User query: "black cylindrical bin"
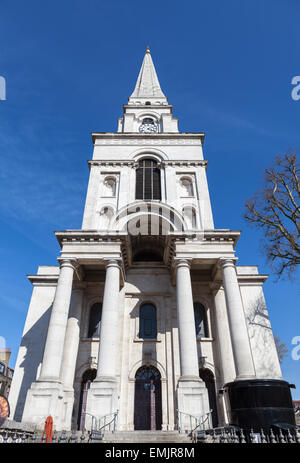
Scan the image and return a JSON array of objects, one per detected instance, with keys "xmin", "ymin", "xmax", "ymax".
[{"xmin": 224, "ymin": 379, "xmax": 296, "ymax": 432}]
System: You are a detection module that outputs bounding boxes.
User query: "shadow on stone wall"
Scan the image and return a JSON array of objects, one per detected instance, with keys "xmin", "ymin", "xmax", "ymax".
[
  {"xmin": 246, "ymin": 296, "xmax": 280, "ymax": 378},
  {"xmin": 13, "ymin": 305, "xmax": 52, "ymax": 421}
]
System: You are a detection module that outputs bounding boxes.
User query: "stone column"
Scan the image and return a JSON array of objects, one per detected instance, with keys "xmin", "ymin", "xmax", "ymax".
[
  {"xmin": 22, "ymin": 258, "xmax": 77, "ymax": 429},
  {"xmin": 60, "ymin": 288, "xmax": 84, "ymax": 388},
  {"xmin": 59, "ymin": 287, "xmax": 84, "ymax": 430},
  {"xmin": 175, "ymin": 259, "xmax": 210, "ymax": 429},
  {"xmin": 212, "ymin": 285, "xmax": 236, "ymax": 426},
  {"xmin": 96, "ymin": 260, "xmax": 121, "ymax": 378},
  {"xmin": 85, "ymin": 260, "xmax": 121, "ymax": 429},
  {"xmin": 212, "ymin": 286, "xmax": 236, "ymax": 385},
  {"xmin": 220, "ymin": 258, "xmax": 255, "ymax": 380},
  {"xmin": 39, "ymin": 259, "xmax": 77, "ymax": 380},
  {"xmin": 176, "ymin": 259, "xmax": 199, "ymax": 378}
]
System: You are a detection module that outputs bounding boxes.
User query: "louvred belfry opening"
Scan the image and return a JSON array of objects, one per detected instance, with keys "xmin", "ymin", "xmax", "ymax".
[{"xmin": 135, "ymin": 159, "xmax": 161, "ymax": 200}]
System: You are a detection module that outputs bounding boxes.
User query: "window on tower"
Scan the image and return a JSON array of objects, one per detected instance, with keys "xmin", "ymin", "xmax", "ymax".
[
  {"xmin": 194, "ymin": 302, "xmax": 208, "ymax": 339},
  {"xmin": 88, "ymin": 303, "xmax": 102, "ymax": 338},
  {"xmin": 139, "ymin": 303, "xmax": 157, "ymax": 339},
  {"xmin": 135, "ymin": 158, "xmax": 161, "ymax": 200}
]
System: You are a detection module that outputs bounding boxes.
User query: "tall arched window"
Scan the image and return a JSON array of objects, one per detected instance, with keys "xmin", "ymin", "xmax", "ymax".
[
  {"xmin": 194, "ymin": 302, "xmax": 208, "ymax": 339},
  {"xmin": 88, "ymin": 303, "xmax": 102, "ymax": 338},
  {"xmin": 136, "ymin": 159, "xmax": 161, "ymax": 200},
  {"xmin": 139, "ymin": 303, "xmax": 157, "ymax": 339}
]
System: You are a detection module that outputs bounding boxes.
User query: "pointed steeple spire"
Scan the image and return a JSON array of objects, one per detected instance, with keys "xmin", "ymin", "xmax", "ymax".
[{"xmin": 129, "ymin": 48, "xmax": 167, "ymax": 104}]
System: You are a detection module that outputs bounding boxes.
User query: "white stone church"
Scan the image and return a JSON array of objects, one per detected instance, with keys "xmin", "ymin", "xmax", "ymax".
[{"xmin": 9, "ymin": 49, "xmax": 294, "ymax": 433}]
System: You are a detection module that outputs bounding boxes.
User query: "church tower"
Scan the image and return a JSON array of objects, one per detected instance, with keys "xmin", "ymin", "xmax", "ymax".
[{"xmin": 9, "ymin": 49, "xmax": 295, "ymax": 433}]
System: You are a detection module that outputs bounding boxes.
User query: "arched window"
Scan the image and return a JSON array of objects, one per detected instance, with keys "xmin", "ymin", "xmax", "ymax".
[
  {"xmin": 194, "ymin": 302, "xmax": 208, "ymax": 339},
  {"xmin": 136, "ymin": 159, "xmax": 161, "ymax": 200},
  {"xmin": 139, "ymin": 303, "xmax": 157, "ymax": 339},
  {"xmin": 88, "ymin": 303, "xmax": 102, "ymax": 338},
  {"xmin": 180, "ymin": 177, "xmax": 194, "ymax": 197}
]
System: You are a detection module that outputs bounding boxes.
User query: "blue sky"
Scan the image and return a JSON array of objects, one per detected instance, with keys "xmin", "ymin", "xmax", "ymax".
[{"xmin": 0, "ymin": 0, "xmax": 299, "ymax": 398}]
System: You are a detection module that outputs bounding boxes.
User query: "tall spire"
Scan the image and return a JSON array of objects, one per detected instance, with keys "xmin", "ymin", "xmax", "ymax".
[{"xmin": 129, "ymin": 48, "xmax": 167, "ymax": 104}]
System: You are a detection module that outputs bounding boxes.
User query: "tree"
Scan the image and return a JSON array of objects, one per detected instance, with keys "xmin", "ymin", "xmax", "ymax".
[
  {"xmin": 244, "ymin": 152, "xmax": 300, "ymax": 278},
  {"xmin": 274, "ymin": 336, "xmax": 288, "ymax": 364}
]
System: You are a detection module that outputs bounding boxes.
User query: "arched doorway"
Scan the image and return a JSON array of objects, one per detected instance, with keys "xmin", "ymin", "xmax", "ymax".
[
  {"xmin": 77, "ymin": 369, "xmax": 97, "ymax": 430},
  {"xmin": 200, "ymin": 368, "xmax": 218, "ymax": 428},
  {"xmin": 134, "ymin": 365, "xmax": 162, "ymax": 430}
]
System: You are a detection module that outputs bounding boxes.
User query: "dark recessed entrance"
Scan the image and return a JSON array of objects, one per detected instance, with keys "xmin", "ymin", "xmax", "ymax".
[
  {"xmin": 200, "ymin": 368, "xmax": 219, "ymax": 428},
  {"xmin": 77, "ymin": 369, "xmax": 97, "ymax": 430},
  {"xmin": 134, "ymin": 365, "xmax": 162, "ymax": 430}
]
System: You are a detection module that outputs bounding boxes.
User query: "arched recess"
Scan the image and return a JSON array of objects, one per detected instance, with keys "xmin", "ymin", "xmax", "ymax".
[
  {"xmin": 179, "ymin": 176, "xmax": 194, "ymax": 197},
  {"xmin": 134, "ymin": 365, "xmax": 162, "ymax": 430},
  {"xmin": 182, "ymin": 205, "xmax": 197, "ymax": 229},
  {"xmin": 130, "ymin": 148, "xmax": 169, "ymax": 162},
  {"xmin": 199, "ymin": 368, "xmax": 218, "ymax": 428},
  {"xmin": 102, "ymin": 176, "xmax": 116, "ymax": 197},
  {"xmin": 136, "ymin": 111, "xmax": 161, "ymax": 122},
  {"xmin": 129, "ymin": 359, "xmax": 167, "ymax": 382}
]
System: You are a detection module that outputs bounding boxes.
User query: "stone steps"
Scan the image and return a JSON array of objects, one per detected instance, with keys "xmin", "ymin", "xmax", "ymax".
[{"xmin": 102, "ymin": 430, "xmax": 192, "ymax": 443}]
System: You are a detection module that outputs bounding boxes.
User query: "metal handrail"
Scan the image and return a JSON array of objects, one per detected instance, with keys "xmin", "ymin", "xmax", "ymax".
[
  {"xmin": 177, "ymin": 409, "xmax": 213, "ymax": 434},
  {"xmin": 82, "ymin": 410, "xmax": 119, "ymax": 433},
  {"xmin": 191, "ymin": 410, "xmax": 212, "ymax": 433},
  {"xmin": 98, "ymin": 410, "xmax": 119, "ymax": 433}
]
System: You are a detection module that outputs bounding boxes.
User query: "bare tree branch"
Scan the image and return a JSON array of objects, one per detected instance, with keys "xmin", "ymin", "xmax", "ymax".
[{"xmin": 244, "ymin": 152, "xmax": 300, "ymax": 278}]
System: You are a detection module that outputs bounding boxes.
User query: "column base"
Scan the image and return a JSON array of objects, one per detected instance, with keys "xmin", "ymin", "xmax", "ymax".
[
  {"xmin": 22, "ymin": 380, "xmax": 65, "ymax": 430},
  {"xmin": 61, "ymin": 388, "xmax": 75, "ymax": 431},
  {"xmin": 84, "ymin": 377, "xmax": 119, "ymax": 431},
  {"xmin": 177, "ymin": 377, "xmax": 210, "ymax": 432}
]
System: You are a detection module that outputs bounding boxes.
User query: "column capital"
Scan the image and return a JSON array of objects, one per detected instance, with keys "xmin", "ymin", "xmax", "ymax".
[
  {"xmin": 174, "ymin": 258, "xmax": 192, "ymax": 270},
  {"xmin": 104, "ymin": 259, "xmax": 122, "ymax": 270},
  {"xmin": 57, "ymin": 258, "xmax": 78, "ymax": 271},
  {"xmin": 218, "ymin": 257, "xmax": 238, "ymax": 269}
]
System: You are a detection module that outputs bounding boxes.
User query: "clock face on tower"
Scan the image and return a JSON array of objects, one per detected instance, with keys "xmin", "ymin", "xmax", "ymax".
[{"xmin": 139, "ymin": 118, "xmax": 158, "ymax": 133}]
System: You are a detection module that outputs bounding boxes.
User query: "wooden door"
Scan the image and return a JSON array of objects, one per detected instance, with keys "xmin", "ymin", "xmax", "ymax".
[{"xmin": 134, "ymin": 366, "xmax": 162, "ymax": 430}]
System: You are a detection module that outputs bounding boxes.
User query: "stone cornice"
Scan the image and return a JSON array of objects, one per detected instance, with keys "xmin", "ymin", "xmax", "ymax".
[
  {"xmin": 171, "ymin": 230, "xmax": 241, "ymax": 247},
  {"xmin": 55, "ymin": 230, "xmax": 128, "ymax": 247},
  {"xmin": 88, "ymin": 159, "xmax": 208, "ymax": 168},
  {"xmin": 91, "ymin": 132, "xmax": 205, "ymax": 145},
  {"xmin": 27, "ymin": 274, "xmax": 59, "ymax": 286}
]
